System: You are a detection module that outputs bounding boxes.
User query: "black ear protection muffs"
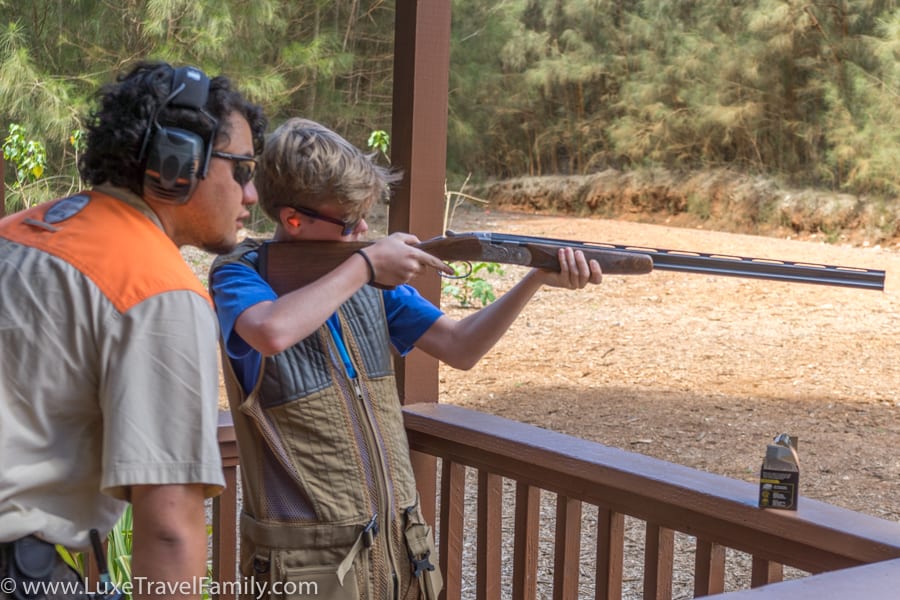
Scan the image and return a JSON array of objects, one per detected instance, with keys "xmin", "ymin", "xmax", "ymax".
[{"xmin": 138, "ymin": 66, "xmax": 218, "ymax": 204}]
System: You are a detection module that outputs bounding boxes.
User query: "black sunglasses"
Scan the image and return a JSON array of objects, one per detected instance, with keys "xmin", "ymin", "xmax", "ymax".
[
  {"xmin": 211, "ymin": 151, "xmax": 257, "ymax": 187},
  {"xmin": 293, "ymin": 205, "xmax": 362, "ymax": 236}
]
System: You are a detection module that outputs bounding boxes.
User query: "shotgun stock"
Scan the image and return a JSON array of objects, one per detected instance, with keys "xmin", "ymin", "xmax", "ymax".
[
  {"xmin": 259, "ymin": 231, "xmax": 652, "ymax": 295},
  {"xmin": 259, "ymin": 230, "xmax": 885, "ymax": 295}
]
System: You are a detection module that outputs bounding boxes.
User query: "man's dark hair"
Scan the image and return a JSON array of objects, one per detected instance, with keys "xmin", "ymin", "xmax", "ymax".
[{"xmin": 78, "ymin": 60, "xmax": 266, "ymax": 196}]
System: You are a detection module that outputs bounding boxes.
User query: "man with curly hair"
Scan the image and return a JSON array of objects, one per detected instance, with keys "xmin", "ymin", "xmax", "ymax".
[{"xmin": 0, "ymin": 60, "xmax": 266, "ymax": 599}]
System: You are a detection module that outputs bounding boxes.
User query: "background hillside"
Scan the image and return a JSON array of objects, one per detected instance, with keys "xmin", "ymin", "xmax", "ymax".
[{"xmin": 478, "ymin": 168, "xmax": 900, "ymax": 246}]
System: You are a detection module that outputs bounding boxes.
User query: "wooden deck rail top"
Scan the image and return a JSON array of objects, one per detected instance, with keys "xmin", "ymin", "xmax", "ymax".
[
  {"xmin": 704, "ymin": 556, "xmax": 900, "ymax": 598},
  {"xmin": 401, "ymin": 402, "xmax": 900, "ymax": 573}
]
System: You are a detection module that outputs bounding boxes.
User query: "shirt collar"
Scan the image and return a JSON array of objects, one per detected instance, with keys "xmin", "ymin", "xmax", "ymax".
[{"xmin": 93, "ymin": 184, "xmax": 165, "ymax": 231}]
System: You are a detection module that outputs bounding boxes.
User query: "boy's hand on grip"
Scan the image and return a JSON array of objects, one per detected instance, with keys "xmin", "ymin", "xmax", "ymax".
[
  {"xmin": 535, "ymin": 247, "xmax": 603, "ymax": 289},
  {"xmin": 365, "ymin": 233, "xmax": 454, "ymax": 287}
]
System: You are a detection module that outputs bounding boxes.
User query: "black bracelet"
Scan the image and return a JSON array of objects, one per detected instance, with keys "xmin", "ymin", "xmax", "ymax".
[{"xmin": 354, "ymin": 248, "xmax": 376, "ymax": 284}]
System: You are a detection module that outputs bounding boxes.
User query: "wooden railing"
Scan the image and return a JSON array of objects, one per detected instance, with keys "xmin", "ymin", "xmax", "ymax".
[
  {"xmin": 212, "ymin": 410, "xmax": 240, "ymax": 589},
  {"xmin": 212, "ymin": 405, "xmax": 900, "ymax": 599}
]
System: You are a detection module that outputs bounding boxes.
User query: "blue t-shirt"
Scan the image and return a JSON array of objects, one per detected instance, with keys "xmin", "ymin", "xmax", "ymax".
[{"xmin": 210, "ymin": 250, "xmax": 443, "ymax": 394}]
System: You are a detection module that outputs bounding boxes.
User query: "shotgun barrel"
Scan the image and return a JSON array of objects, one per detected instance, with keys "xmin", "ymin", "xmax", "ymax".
[{"xmin": 464, "ymin": 231, "xmax": 886, "ymax": 291}]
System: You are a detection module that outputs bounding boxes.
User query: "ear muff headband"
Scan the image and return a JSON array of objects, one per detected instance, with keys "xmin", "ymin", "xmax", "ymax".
[{"xmin": 139, "ymin": 66, "xmax": 218, "ymax": 204}]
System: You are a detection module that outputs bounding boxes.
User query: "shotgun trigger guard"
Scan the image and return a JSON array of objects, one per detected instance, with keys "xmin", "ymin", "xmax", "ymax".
[{"xmin": 439, "ymin": 261, "xmax": 472, "ymax": 280}]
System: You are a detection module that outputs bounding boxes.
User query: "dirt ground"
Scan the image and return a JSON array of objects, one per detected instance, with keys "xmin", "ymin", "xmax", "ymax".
[
  {"xmin": 202, "ymin": 202, "xmax": 900, "ymax": 520},
  {"xmin": 432, "ymin": 205, "xmax": 900, "ymax": 522}
]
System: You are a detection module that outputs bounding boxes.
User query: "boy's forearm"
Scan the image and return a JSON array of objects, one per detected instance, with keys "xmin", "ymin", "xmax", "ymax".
[
  {"xmin": 429, "ymin": 269, "xmax": 544, "ymax": 369},
  {"xmin": 422, "ymin": 248, "xmax": 601, "ymax": 368},
  {"xmin": 236, "ymin": 253, "xmax": 371, "ymax": 354},
  {"xmin": 461, "ymin": 267, "xmax": 543, "ymax": 340}
]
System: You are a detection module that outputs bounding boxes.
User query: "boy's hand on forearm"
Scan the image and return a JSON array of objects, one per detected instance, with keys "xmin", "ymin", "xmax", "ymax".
[
  {"xmin": 364, "ymin": 232, "xmax": 454, "ymax": 287},
  {"xmin": 536, "ymin": 247, "xmax": 602, "ymax": 289}
]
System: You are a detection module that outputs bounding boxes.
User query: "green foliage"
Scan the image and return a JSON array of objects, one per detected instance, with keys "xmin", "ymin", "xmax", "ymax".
[
  {"xmin": 69, "ymin": 129, "xmax": 86, "ymax": 155},
  {"xmin": 1, "ymin": 1, "xmax": 899, "ymax": 202},
  {"xmin": 106, "ymin": 505, "xmax": 133, "ymax": 596},
  {"xmin": 2, "ymin": 123, "xmax": 81, "ymax": 214},
  {"xmin": 441, "ymin": 261, "xmax": 504, "ymax": 308},
  {"xmin": 3, "ymin": 123, "xmax": 46, "ymax": 186},
  {"xmin": 55, "ymin": 507, "xmax": 133, "ymax": 599},
  {"xmin": 367, "ymin": 129, "xmax": 390, "ymax": 155},
  {"xmin": 367, "ymin": 129, "xmax": 391, "ymax": 165},
  {"xmin": 56, "ymin": 543, "xmax": 85, "ymax": 577},
  {"xmin": 0, "ymin": 1, "xmax": 396, "ymax": 178},
  {"xmin": 447, "ymin": 0, "xmax": 900, "ymax": 198}
]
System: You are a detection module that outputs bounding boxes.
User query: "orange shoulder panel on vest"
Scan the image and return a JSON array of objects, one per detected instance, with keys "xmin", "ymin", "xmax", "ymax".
[{"xmin": 0, "ymin": 191, "xmax": 211, "ymax": 313}]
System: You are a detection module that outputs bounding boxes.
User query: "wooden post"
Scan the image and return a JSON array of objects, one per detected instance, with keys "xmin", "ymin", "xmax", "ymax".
[
  {"xmin": 390, "ymin": 0, "xmax": 452, "ymax": 525},
  {"xmin": 512, "ymin": 483, "xmax": 540, "ymax": 599},
  {"xmin": 212, "ymin": 411, "xmax": 239, "ymax": 598},
  {"xmin": 439, "ymin": 461, "xmax": 466, "ymax": 600}
]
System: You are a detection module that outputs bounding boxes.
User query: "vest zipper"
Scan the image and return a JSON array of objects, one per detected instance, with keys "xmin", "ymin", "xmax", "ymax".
[
  {"xmin": 349, "ymin": 374, "xmax": 402, "ymax": 599},
  {"xmin": 328, "ymin": 311, "xmax": 401, "ymax": 598}
]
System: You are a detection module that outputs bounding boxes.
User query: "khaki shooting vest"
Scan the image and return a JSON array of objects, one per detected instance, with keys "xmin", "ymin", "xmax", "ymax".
[{"xmin": 212, "ymin": 241, "xmax": 442, "ymax": 600}]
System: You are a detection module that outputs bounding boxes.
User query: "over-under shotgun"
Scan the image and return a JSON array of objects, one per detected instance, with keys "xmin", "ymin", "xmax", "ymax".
[{"xmin": 259, "ymin": 230, "xmax": 886, "ymax": 294}]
